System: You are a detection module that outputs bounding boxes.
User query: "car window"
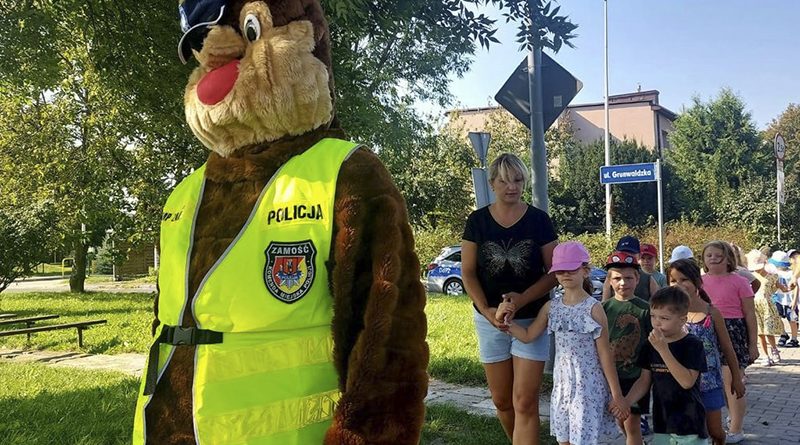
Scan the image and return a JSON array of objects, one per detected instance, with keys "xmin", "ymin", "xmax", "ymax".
[{"xmin": 446, "ymin": 252, "xmax": 461, "ymax": 262}]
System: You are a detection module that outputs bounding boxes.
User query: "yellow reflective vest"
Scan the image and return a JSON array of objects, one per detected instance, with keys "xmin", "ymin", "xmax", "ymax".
[{"xmin": 133, "ymin": 138, "xmax": 360, "ymax": 445}]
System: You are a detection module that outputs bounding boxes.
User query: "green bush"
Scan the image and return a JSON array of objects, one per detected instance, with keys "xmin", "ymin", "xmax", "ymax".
[
  {"xmin": 561, "ymin": 221, "xmax": 754, "ymax": 269},
  {"xmin": 414, "ymin": 226, "xmax": 462, "ymax": 271},
  {"xmin": 93, "ymin": 245, "xmax": 114, "ymax": 275}
]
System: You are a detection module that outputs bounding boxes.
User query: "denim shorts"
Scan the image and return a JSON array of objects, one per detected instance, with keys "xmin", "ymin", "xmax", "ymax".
[
  {"xmin": 473, "ymin": 308, "xmax": 550, "ymax": 363},
  {"xmin": 620, "ymin": 377, "xmax": 651, "ymax": 415},
  {"xmin": 700, "ymin": 387, "xmax": 725, "ymax": 412},
  {"xmin": 776, "ymin": 303, "xmax": 799, "ymax": 322}
]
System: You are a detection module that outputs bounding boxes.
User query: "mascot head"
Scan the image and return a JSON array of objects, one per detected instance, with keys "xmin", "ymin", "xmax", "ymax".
[{"xmin": 178, "ymin": 0, "xmax": 335, "ymax": 156}]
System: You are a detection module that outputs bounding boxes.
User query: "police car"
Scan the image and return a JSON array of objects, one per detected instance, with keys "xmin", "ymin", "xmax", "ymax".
[
  {"xmin": 425, "ymin": 245, "xmax": 607, "ymax": 298},
  {"xmin": 425, "ymin": 245, "xmax": 464, "ymax": 295}
]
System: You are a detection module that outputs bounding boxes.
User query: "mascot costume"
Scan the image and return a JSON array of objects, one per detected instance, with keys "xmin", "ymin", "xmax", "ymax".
[{"xmin": 132, "ymin": 0, "xmax": 429, "ymax": 443}]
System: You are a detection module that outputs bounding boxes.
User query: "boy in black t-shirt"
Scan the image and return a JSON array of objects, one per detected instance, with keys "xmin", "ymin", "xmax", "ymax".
[{"xmin": 624, "ymin": 287, "xmax": 709, "ymax": 445}]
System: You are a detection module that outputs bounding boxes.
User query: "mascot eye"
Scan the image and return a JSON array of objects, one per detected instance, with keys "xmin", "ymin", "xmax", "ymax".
[{"xmin": 244, "ymin": 14, "xmax": 261, "ymax": 42}]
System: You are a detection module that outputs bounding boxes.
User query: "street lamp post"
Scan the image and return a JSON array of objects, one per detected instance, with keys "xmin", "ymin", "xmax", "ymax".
[{"xmin": 604, "ymin": 0, "xmax": 612, "ymax": 238}]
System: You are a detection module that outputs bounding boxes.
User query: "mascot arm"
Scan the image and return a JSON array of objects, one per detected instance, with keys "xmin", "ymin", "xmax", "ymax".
[{"xmin": 325, "ymin": 148, "xmax": 429, "ymax": 445}]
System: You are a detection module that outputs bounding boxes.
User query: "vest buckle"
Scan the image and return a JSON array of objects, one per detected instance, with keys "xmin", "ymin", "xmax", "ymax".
[
  {"xmin": 160, "ymin": 325, "xmax": 223, "ymax": 346},
  {"xmin": 169, "ymin": 326, "xmax": 196, "ymax": 345},
  {"xmin": 142, "ymin": 325, "xmax": 224, "ymax": 395}
]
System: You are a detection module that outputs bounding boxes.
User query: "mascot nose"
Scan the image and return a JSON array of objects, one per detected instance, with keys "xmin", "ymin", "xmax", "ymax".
[{"xmin": 197, "ymin": 59, "xmax": 240, "ymax": 105}]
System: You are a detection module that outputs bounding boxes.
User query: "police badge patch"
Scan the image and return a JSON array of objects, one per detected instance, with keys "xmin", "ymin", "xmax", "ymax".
[{"xmin": 264, "ymin": 240, "xmax": 317, "ymax": 303}]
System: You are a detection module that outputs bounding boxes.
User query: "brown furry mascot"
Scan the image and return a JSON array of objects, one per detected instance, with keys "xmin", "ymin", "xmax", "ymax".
[{"xmin": 132, "ymin": 1, "xmax": 429, "ymax": 444}]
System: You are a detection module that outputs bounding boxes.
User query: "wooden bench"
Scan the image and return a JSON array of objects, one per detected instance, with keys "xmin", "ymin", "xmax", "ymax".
[
  {"xmin": 0, "ymin": 319, "xmax": 107, "ymax": 347},
  {"xmin": 0, "ymin": 314, "xmax": 60, "ymax": 330}
]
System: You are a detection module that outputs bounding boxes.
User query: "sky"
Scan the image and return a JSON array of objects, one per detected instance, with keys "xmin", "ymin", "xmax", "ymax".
[{"xmin": 440, "ymin": 0, "xmax": 800, "ymax": 129}]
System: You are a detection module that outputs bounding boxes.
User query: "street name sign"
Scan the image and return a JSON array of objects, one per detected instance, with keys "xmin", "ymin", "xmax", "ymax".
[{"xmin": 600, "ymin": 162, "xmax": 658, "ymax": 185}]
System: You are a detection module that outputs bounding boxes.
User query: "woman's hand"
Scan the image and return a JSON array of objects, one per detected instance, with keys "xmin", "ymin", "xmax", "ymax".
[{"xmin": 482, "ymin": 307, "xmax": 509, "ymax": 331}]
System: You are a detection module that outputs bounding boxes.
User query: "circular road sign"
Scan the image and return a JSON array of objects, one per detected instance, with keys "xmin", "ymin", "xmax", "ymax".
[{"xmin": 775, "ymin": 133, "xmax": 786, "ymax": 161}]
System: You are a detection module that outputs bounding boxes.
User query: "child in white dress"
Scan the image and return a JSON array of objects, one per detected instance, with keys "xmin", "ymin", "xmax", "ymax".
[{"xmin": 498, "ymin": 241, "xmax": 628, "ymax": 445}]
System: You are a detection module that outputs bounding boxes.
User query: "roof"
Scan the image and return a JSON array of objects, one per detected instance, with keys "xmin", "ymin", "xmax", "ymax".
[{"xmin": 447, "ymin": 90, "xmax": 678, "ymax": 121}]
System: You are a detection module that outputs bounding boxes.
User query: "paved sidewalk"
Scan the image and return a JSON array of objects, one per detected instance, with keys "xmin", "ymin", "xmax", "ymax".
[
  {"xmin": 4, "ymin": 275, "xmax": 155, "ymax": 293},
  {"xmin": 3, "ymin": 346, "xmax": 800, "ymax": 443}
]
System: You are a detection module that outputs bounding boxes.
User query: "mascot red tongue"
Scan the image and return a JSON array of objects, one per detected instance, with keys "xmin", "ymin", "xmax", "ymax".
[
  {"xmin": 132, "ymin": 1, "xmax": 429, "ymax": 444},
  {"xmin": 196, "ymin": 60, "xmax": 239, "ymax": 105}
]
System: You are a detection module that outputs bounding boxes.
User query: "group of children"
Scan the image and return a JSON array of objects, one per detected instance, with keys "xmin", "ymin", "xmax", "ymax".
[{"xmin": 496, "ymin": 237, "xmax": 800, "ymax": 445}]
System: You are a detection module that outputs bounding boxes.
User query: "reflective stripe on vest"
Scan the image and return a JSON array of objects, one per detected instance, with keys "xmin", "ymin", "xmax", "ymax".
[{"xmin": 133, "ymin": 138, "xmax": 360, "ymax": 445}]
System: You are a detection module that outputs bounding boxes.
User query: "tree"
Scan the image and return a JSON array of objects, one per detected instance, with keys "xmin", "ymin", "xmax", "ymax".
[
  {"xmin": 379, "ymin": 114, "xmax": 474, "ymax": 232},
  {"xmin": 328, "ymin": 0, "xmax": 578, "ymax": 218},
  {"xmin": 0, "ymin": 0, "xmax": 577, "ymax": 292},
  {"xmin": 0, "ymin": 203, "xmax": 54, "ymax": 295},
  {"xmin": 667, "ymin": 88, "xmax": 769, "ymax": 222},
  {"xmin": 751, "ymin": 103, "xmax": 800, "ymax": 248},
  {"xmin": 763, "ymin": 103, "xmax": 800, "ymax": 167},
  {"xmin": 0, "ymin": 1, "xmax": 202, "ymax": 292}
]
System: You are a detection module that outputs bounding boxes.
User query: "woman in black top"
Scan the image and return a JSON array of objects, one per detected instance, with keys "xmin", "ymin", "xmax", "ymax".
[{"xmin": 462, "ymin": 153, "xmax": 558, "ymax": 444}]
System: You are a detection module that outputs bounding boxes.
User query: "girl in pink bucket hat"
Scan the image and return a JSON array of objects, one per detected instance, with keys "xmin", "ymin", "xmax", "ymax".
[{"xmin": 497, "ymin": 241, "xmax": 629, "ymax": 444}]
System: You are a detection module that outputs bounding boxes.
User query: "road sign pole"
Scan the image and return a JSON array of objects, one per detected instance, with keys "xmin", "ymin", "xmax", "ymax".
[
  {"xmin": 656, "ymin": 159, "xmax": 665, "ymax": 274},
  {"xmin": 528, "ymin": 46, "xmax": 548, "ymax": 212},
  {"xmin": 775, "ymin": 133, "xmax": 786, "ymax": 245},
  {"xmin": 778, "ymin": 160, "xmax": 782, "ymax": 245}
]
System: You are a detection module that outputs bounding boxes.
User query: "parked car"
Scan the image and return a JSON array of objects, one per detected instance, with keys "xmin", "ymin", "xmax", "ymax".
[
  {"xmin": 425, "ymin": 245, "xmax": 607, "ymax": 299},
  {"xmin": 425, "ymin": 245, "xmax": 464, "ymax": 295},
  {"xmin": 558, "ymin": 266, "xmax": 607, "ymax": 301}
]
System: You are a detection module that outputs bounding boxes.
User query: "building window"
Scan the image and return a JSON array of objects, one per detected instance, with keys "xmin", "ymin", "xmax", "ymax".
[{"xmin": 661, "ymin": 130, "xmax": 671, "ymax": 149}]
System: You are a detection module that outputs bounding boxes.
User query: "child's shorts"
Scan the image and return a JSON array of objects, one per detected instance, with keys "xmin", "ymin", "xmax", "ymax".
[
  {"xmin": 652, "ymin": 433, "xmax": 709, "ymax": 445},
  {"xmin": 619, "ymin": 377, "xmax": 650, "ymax": 415},
  {"xmin": 776, "ymin": 303, "xmax": 799, "ymax": 322},
  {"xmin": 473, "ymin": 308, "xmax": 550, "ymax": 363},
  {"xmin": 721, "ymin": 318, "xmax": 751, "ymax": 369},
  {"xmin": 700, "ymin": 387, "xmax": 726, "ymax": 411}
]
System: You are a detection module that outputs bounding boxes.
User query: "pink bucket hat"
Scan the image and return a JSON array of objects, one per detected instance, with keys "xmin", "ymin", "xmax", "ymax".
[{"xmin": 549, "ymin": 241, "xmax": 590, "ymax": 273}]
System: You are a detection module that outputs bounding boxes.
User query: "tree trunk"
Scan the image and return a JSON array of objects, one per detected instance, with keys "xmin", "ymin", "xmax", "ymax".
[{"xmin": 69, "ymin": 241, "xmax": 88, "ymax": 293}]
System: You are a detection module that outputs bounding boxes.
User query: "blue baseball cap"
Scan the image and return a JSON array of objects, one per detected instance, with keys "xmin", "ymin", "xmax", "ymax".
[
  {"xmin": 178, "ymin": 0, "xmax": 228, "ymax": 64},
  {"xmin": 615, "ymin": 235, "xmax": 640, "ymax": 254}
]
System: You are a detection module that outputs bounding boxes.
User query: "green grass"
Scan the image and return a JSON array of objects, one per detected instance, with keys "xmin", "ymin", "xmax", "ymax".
[
  {"xmin": 0, "ymin": 292, "xmax": 154, "ymax": 354},
  {"xmin": 0, "ymin": 293, "xmax": 557, "ymax": 443},
  {"xmin": 118, "ymin": 275, "xmax": 157, "ymax": 285},
  {"xmin": 28, "ymin": 263, "xmax": 72, "ymax": 277},
  {"xmin": 0, "ymin": 362, "xmax": 138, "ymax": 445},
  {"xmin": 0, "ymin": 362, "xmax": 554, "ymax": 445},
  {"xmin": 1, "ymin": 290, "xmax": 550, "ymax": 391},
  {"xmin": 426, "ymin": 293, "xmax": 485, "ymax": 386},
  {"xmin": 422, "ymin": 404, "xmax": 556, "ymax": 445},
  {"xmin": 426, "ymin": 293, "xmax": 553, "ymax": 392},
  {"xmin": 82, "ymin": 275, "xmax": 156, "ymax": 286}
]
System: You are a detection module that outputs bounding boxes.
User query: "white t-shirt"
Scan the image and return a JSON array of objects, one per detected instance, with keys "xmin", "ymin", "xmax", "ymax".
[{"xmin": 775, "ymin": 269, "xmax": 794, "ymax": 305}]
